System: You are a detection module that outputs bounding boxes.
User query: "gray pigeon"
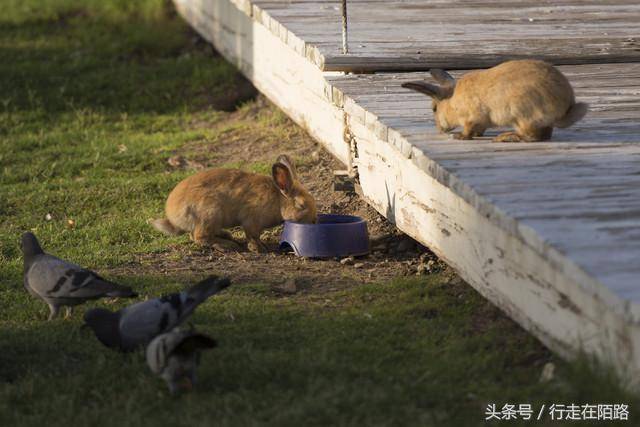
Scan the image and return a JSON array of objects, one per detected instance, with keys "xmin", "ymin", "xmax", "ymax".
[
  {"xmin": 21, "ymin": 232, "xmax": 137, "ymax": 320},
  {"xmin": 146, "ymin": 327, "xmax": 216, "ymax": 394},
  {"xmin": 83, "ymin": 275, "xmax": 230, "ymax": 352}
]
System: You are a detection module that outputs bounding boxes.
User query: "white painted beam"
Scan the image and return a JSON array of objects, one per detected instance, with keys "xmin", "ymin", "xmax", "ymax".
[{"xmin": 173, "ymin": 0, "xmax": 640, "ymax": 386}]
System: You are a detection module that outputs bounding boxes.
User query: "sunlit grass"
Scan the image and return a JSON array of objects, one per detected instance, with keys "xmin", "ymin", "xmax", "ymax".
[{"xmin": 0, "ymin": 1, "xmax": 636, "ymax": 426}]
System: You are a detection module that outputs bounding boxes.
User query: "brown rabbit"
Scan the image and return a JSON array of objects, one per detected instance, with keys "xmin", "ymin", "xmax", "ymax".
[
  {"xmin": 401, "ymin": 59, "xmax": 588, "ymax": 142},
  {"xmin": 152, "ymin": 155, "xmax": 317, "ymax": 252}
]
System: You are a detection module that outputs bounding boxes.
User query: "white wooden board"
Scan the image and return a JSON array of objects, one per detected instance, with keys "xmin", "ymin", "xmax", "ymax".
[
  {"xmin": 174, "ymin": 0, "xmax": 640, "ymax": 386},
  {"xmin": 230, "ymin": 0, "xmax": 640, "ymax": 71},
  {"xmin": 327, "ymin": 64, "xmax": 640, "ymax": 306}
]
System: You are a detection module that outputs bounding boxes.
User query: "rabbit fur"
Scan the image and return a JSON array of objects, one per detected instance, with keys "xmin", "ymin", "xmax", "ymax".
[
  {"xmin": 153, "ymin": 155, "xmax": 317, "ymax": 252},
  {"xmin": 402, "ymin": 59, "xmax": 588, "ymax": 142}
]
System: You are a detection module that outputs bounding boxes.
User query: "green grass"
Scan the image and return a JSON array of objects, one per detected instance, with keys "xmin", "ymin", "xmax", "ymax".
[{"xmin": 0, "ymin": 1, "xmax": 637, "ymax": 426}]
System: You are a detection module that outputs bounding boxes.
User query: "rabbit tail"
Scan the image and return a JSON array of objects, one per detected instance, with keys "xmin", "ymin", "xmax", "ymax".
[
  {"xmin": 555, "ymin": 102, "xmax": 588, "ymax": 128},
  {"xmin": 152, "ymin": 218, "xmax": 184, "ymax": 236}
]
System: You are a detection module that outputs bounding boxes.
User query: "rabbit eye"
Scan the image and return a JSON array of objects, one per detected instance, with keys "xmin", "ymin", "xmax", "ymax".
[{"xmin": 432, "ymin": 105, "xmax": 437, "ymax": 113}]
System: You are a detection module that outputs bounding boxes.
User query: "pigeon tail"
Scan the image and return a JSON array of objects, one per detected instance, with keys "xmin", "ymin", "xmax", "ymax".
[
  {"xmin": 186, "ymin": 276, "xmax": 231, "ymax": 304},
  {"xmin": 103, "ymin": 282, "xmax": 138, "ymax": 298},
  {"xmin": 21, "ymin": 232, "xmax": 44, "ymax": 268},
  {"xmin": 84, "ymin": 308, "xmax": 122, "ymax": 350}
]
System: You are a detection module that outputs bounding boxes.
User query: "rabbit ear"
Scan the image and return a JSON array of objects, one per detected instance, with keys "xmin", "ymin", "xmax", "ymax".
[
  {"xmin": 272, "ymin": 162, "xmax": 294, "ymax": 196},
  {"xmin": 275, "ymin": 154, "xmax": 298, "ymax": 179},
  {"xmin": 429, "ymin": 69, "xmax": 456, "ymax": 87},
  {"xmin": 401, "ymin": 81, "xmax": 451, "ymax": 100}
]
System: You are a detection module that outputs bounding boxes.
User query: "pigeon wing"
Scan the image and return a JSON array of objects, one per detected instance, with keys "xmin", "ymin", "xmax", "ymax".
[
  {"xmin": 26, "ymin": 255, "xmax": 87, "ymax": 297},
  {"xmin": 175, "ymin": 276, "xmax": 231, "ymax": 324},
  {"xmin": 27, "ymin": 255, "xmax": 133, "ymax": 300},
  {"xmin": 118, "ymin": 297, "xmax": 182, "ymax": 350},
  {"xmin": 146, "ymin": 330, "xmax": 217, "ymax": 375}
]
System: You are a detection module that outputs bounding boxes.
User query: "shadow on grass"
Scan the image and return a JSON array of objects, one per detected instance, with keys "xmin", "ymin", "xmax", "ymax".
[
  {"xmin": 0, "ymin": 3, "xmax": 257, "ymax": 118},
  {"xmin": 1, "ymin": 273, "xmax": 637, "ymax": 426}
]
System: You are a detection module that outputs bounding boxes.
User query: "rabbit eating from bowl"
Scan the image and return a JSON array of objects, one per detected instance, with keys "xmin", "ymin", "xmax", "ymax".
[{"xmin": 153, "ymin": 154, "xmax": 317, "ymax": 252}]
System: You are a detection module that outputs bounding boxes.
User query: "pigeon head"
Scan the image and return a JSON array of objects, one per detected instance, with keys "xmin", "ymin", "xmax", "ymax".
[
  {"xmin": 84, "ymin": 308, "xmax": 122, "ymax": 350},
  {"xmin": 21, "ymin": 232, "xmax": 44, "ymax": 257},
  {"xmin": 21, "ymin": 232, "xmax": 44, "ymax": 270}
]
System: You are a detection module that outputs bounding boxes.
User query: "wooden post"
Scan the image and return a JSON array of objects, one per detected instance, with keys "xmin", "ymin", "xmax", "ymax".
[{"xmin": 341, "ymin": 0, "xmax": 348, "ymax": 54}]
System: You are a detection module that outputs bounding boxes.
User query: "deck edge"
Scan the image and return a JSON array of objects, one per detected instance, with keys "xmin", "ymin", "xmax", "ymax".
[{"xmin": 173, "ymin": 0, "xmax": 640, "ymax": 387}]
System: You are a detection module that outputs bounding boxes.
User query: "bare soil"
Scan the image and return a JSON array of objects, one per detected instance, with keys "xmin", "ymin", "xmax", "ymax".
[{"xmin": 113, "ymin": 95, "xmax": 454, "ymax": 294}]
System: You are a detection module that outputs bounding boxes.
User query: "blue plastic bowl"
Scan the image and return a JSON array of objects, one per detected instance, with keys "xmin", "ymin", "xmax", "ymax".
[{"xmin": 279, "ymin": 214, "xmax": 369, "ymax": 258}]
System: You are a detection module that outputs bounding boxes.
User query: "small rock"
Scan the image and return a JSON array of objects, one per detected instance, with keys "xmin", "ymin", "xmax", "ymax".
[
  {"xmin": 45, "ymin": 213, "xmax": 53, "ymax": 221},
  {"xmin": 340, "ymin": 256, "xmax": 355, "ymax": 266},
  {"xmin": 354, "ymin": 262, "xmax": 365, "ymax": 269},
  {"xmin": 540, "ymin": 362, "xmax": 555, "ymax": 382},
  {"xmin": 167, "ymin": 155, "xmax": 186, "ymax": 168}
]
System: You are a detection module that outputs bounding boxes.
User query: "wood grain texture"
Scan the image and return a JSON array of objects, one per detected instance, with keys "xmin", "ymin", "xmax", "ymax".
[
  {"xmin": 327, "ymin": 63, "xmax": 640, "ymax": 305},
  {"xmin": 174, "ymin": 0, "xmax": 640, "ymax": 384},
  {"xmin": 239, "ymin": 0, "xmax": 640, "ymax": 71}
]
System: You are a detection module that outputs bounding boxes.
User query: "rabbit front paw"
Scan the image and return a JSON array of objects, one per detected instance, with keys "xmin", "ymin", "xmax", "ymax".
[
  {"xmin": 493, "ymin": 132, "xmax": 523, "ymax": 143},
  {"xmin": 451, "ymin": 132, "xmax": 474, "ymax": 140}
]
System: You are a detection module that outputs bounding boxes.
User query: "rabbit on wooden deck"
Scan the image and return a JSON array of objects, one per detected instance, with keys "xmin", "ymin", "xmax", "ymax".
[{"xmin": 402, "ymin": 59, "xmax": 588, "ymax": 142}]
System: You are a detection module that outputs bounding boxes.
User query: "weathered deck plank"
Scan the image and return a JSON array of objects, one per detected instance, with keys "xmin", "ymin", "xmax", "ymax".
[
  {"xmin": 246, "ymin": 0, "xmax": 640, "ymax": 71},
  {"xmin": 174, "ymin": 0, "xmax": 640, "ymax": 385},
  {"xmin": 327, "ymin": 62, "xmax": 640, "ymax": 307}
]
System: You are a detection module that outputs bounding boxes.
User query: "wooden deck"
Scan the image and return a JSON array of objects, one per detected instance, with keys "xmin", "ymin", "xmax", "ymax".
[
  {"xmin": 239, "ymin": 0, "xmax": 640, "ymax": 71},
  {"xmin": 329, "ymin": 64, "xmax": 640, "ymax": 303},
  {"xmin": 174, "ymin": 0, "xmax": 640, "ymax": 384}
]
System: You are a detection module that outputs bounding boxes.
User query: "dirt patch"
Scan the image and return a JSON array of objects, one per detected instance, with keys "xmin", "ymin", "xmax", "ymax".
[{"xmin": 115, "ymin": 96, "xmax": 452, "ymax": 293}]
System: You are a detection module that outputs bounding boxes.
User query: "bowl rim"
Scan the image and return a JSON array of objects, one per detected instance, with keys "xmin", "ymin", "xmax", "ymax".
[{"xmin": 283, "ymin": 213, "xmax": 366, "ymax": 227}]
